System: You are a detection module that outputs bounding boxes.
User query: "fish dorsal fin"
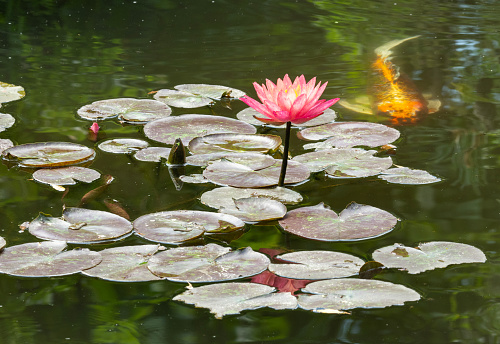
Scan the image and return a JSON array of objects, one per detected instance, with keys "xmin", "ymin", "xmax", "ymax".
[{"xmin": 375, "ymin": 35, "xmax": 421, "ymax": 59}]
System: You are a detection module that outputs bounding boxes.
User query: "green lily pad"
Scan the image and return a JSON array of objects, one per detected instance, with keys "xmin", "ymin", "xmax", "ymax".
[
  {"xmin": 0, "ymin": 236, "xmax": 5, "ymax": 250},
  {"xmin": 298, "ymin": 278, "xmax": 420, "ymax": 312},
  {"xmin": 173, "ymin": 282, "xmax": 298, "ymax": 319},
  {"xmin": 2, "ymin": 142, "xmax": 95, "ymax": 168},
  {"xmin": 174, "ymin": 84, "xmax": 246, "ymax": 100},
  {"xmin": 371, "ymin": 242, "xmax": 487, "ymax": 274},
  {"xmin": 269, "ymin": 251, "xmax": 365, "ymax": 280},
  {"xmin": 0, "ymin": 81, "xmax": 25, "ymax": 104},
  {"xmin": 378, "ymin": 167, "xmax": 441, "ymax": 185},
  {"xmin": 32, "ymin": 166, "xmax": 101, "ymax": 186},
  {"xmin": 0, "ymin": 241, "xmax": 101, "ymax": 277},
  {"xmin": 133, "ymin": 210, "xmax": 245, "ymax": 244},
  {"xmin": 298, "ymin": 122, "xmax": 400, "ymax": 148},
  {"xmin": 0, "ymin": 139, "xmax": 14, "ymax": 154},
  {"xmin": 0, "ymin": 113, "xmax": 15, "ymax": 132},
  {"xmin": 220, "ymin": 197, "xmax": 287, "ymax": 222},
  {"xmin": 28, "ymin": 208, "xmax": 133, "ymax": 244},
  {"xmin": 147, "ymin": 244, "xmax": 270, "ymax": 283},
  {"xmin": 237, "ymin": 107, "xmax": 337, "ymax": 128},
  {"xmin": 188, "ymin": 133, "xmax": 282, "ymax": 155},
  {"xmin": 143, "ymin": 114, "xmax": 257, "ymax": 145},
  {"xmin": 278, "ymin": 202, "xmax": 398, "ymax": 241},
  {"xmin": 82, "ymin": 245, "xmax": 164, "ymax": 282},
  {"xmin": 134, "ymin": 146, "xmax": 171, "ymax": 162},
  {"xmin": 153, "ymin": 89, "xmax": 213, "ymax": 108},
  {"xmin": 77, "ymin": 98, "xmax": 171, "ymax": 122},
  {"xmin": 200, "ymin": 186, "xmax": 303, "ymax": 210},
  {"xmin": 203, "ymin": 160, "xmax": 310, "ymax": 188},
  {"xmin": 186, "ymin": 151, "xmax": 276, "ymax": 169},
  {"xmin": 98, "ymin": 138, "xmax": 149, "ymax": 154}
]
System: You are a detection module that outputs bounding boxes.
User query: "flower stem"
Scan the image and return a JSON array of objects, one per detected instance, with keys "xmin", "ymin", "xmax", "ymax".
[{"xmin": 278, "ymin": 121, "xmax": 291, "ymax": 187}]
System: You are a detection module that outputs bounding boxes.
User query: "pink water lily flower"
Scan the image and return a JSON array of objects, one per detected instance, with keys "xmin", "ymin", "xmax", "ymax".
[{"xmin": 240, "ymin": 74, "xmax": 339, "ymax": 125}]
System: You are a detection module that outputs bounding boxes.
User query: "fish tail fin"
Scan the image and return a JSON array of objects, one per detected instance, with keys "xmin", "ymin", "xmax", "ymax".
[{"xmin": 374, "ymin": 35, "xmax": 421, "ymax": 59}]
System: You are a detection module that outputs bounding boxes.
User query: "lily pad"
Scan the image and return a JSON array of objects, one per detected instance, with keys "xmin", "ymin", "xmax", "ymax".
[
  {"xmin": 133, "ymin": 210, "xmax": 245, "ymax": 244},
  {"xmin": 173, "ymin": 282, "xmax": 298, "ymax": 319},
  {"xmin": 0, "ymin": 113, "xmax": 15, "ymax": 132},
  {"xmin": 175, "ymin": 84, "xmax": 246, "ymax": 100},
  {"xmin": 153, "ymin": 89, "xmax": 213, "ymax": 108},
  {"xmin": 98, "ymin": 138, "xmax": 149, "ymax": 154},
  {"xmin": 203, "ymin": 160, "xmax": 310, "ymax": 188},
  {"xmin": 298, "ymin": 122, "xmax": 400, "ymax": 148},
  {"xmin": 77, "ymin": 98, "xmax": 171, "ymax": 122},
  {"xmin": 371, "ymin": 242, "xmax": 487, "ymax": 274},
  {"xmin": 269, "ymin": 251, "xmax": 365, "ymax": 280},
  {"xmin": 292, "ymin": 148, "xmax": 393, "ymax": 177},
  {"xmin": 179, "ymin": 174, "xmax": 210, "ymax": 184},
  {"xmin": 220, "ymin": 197, "xmax": 287, "ymax": 222},
  {"xmin": 148, "ymin": 244, "xmax": 270, "ymax": 282},
  {"xmin": 278, "ymin": 202, "xmax": 398, "ymax": 241},
  {"xmin": 186, "ymin": 151, "xmax": 276, "ymax": 169},
  {"xmin": 237, "ymin": 107, "xmax": 337, "ymax": 128},
  {"xmin": 200, "ymin": 186, "xmax": 303, "ymax": 210},
  {"xmin": 0, "ymin": 81, "xmax": 25, "ymax": 104},
  {"xmin": 188, "ymin": 133, "xmax": 282, "ymax": 154},
  {"xmin": 28, "ymin": 207, "xmax": 133, "ymax": 244},
  {"xmin": 82, "ymin": 245, "xmax": 164, "ymax": 282},
  {"xmin": 32, "ymin": 166, "xmax": 101, "ymax": 186},
  {"xmin": 378, "ymin": 167, "xmax": 441, "ymax": 185},
  {"xmin": 134, "ymin": 146, "xmax": 171, "ymax": 162},
  {"xmin": 0, "ymin": 241, "xmax": 101, "ymax": 277},
  {"xmin": 0, "ymin": 139, "xmax": 14, "ymax": 154},
  {"xmin": 298, "ymin": 278, "xmax": 420, "ymax": 312},
  {"xmin": 2, "ymin": 142, "xmax": 95, "ymax": 168},
  {"xmin": 0, "ymin": 236, "xmax": 5, "ymax": 250},
  {"xmin": 143, "ymin": 114, "xmax": 257, "ymax": 145}
]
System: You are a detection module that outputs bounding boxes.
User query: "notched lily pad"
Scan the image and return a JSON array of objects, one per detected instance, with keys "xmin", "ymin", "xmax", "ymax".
[
  {"xmin": 0, "ymin": 81, "xmax": 25, "ymax": 104},
  {"xmin": 220, "ymin": 197, "xmax": 287, "ymax": 222},
  {"xmin": 278, "ymin": 202, "xmax": 398, "ymax": 241},
  {"xmin": 144, "ymin": 114, "xmax": 257, "ymax": 145},
  {"xmin": 371, "ymin": 242, "xmax": 487, "ymax": 274},
  {"xmin": 188, "ymin": 133, "xmax": 282, "ymax": 154},
  {"xmin": 269, "ymin": 251, "xmax": 365, "ymax": 280},
  {"xmin": 237, "ymin": 107, "xmax": 337, "ymax": 128},
  {"xmin": 0, "ymin": 113, "xmax": 15, "ymax": 132},
  {"xmin": 82, "ymin": 244, "xmax": 164, "ymax": 282},
  {"xmin": 186, "ymin": 151, "xmax": 276, "ymax": 169},
  {"xmin": 98, "ymin": 138, "xmax": 149, "ymax": 154},
  {"xmin": 134, "ymin": 146, "xmax": 171, "ymax": 162},
  {"xmin": 28, "ymin": 208, "xmax": 133, "ymax": 244},
  {"xmin": 148, "ymin": 244, "xmax": 270, "ymax": 282},
  {"xmin": 173, "ymin": 282, "xmax": 298, "ymax": 318},
  {"xmin": 175, "ymin": 84, "xmax": 246, "ymax": 100},
  {"xmin": 2, "ymin": 142, "xmax": 95, "ymax": 168},
  {"xmin": 0, "ymin": 241, "xmax": 101, "ymax": 277},
  {"xmin": 77, "ymin": 98, "xmax": 171, "ymax": 122},
  {"xmin": 378, "ymin": 167, "xmax": 441, "ymax": 185},
  {"xmin": 153, "ymin": 89, "xmax": 213, "ymax": 108},
  {"xmin": 298, "ymin": 278, "xmax": 420, "ymax": 312},
  {"xmin": 32, "ymin": 166, "xmax": 101, "ymax": 186}
]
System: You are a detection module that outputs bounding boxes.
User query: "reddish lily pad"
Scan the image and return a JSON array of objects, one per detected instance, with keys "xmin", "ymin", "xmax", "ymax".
[
  {"xmin": 269, "ymin": 251, "xmax": 365, "ymax": 280},
  {"xmin": 203, "ymin": 160, "xmax": 310, "ymax": 188},
  {"xmin": 188, "ymin": 133, "xmax": 282, "ymax": 154},
  {"xmin": 143, "ymin": 114, "xmax": 257, "ymax": 145},
  {"xmin": 148, "ymin": 244, "xmax": 270, "ymax": 282},
  {"xmin": 32, "ymin": 166, "xmax": 101, "ymax": 186},
  {"xmin": 378, "ymin": 167, "xmax": 441, "ymax": 185},
  {"xmin": 278, "ymin": 202, "xmax": 398, "ymax": 241},
  {"xmin": 2, "ymin": 142, "xmax": 95, "ymax": 168},
  {"xmin": 0, "ymin": 81, "xmax": 25, "ymax": 104},
  {"xmin": 28, "ymin": 207, "xmax": 133, "ymax": 244},
  {"xmin": 173, "ymin": 282, "xmax": 298, "ymax": 319},
  {"xmin": 77, "ymin": 98, "xmax": 171, "ymax": 122},
  {"xmin": 220, "ymin": 197, "xmax": 287, "ymax": 222},
  {"xmin": 82, "ymin": 245, "xmax": 164, "ymax": 282},
  {"xmin": 0, "ymin": 241, "xmax": 102, "ymax": 277},
  {"xmin": 134, "ymin": 146, "xmax": 171, "ymax": 162},
  {"xmin": 298, "ymin": 278, "xmax": 420, "ymax": 312},
  {"xmin": 153, "ymin": 89, "xmax": 213, "ymax": 108},
  {"xmin": 133, "ymin": 210, "xmax": 245, "ymax": 244},
  {"xmin": 237, "ymin": 107, "xmax": 337, "ymax": 128},
  {"xmin": 98, "ymin": 138, "xmax": 149, "ymax": 154},
  {"xmin": 0, "ymin": 113, "xmax": 15, "ymax": 132},
  {"xmin": 371, "ymin": 242, "xmax": 487, "ymax": 274},
  {"xmin": 186, "ymin": 151, "xmax": 276, "ymax": 169},
  {"xmin": 175, "ymin": 84, "xmax": 246, "ymax": 100}
]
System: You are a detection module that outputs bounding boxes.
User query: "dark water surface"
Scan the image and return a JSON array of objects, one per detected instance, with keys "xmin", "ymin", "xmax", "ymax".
[{"xmin": 1, "ymin": 0, "xmax": 500, "ymax": 343}]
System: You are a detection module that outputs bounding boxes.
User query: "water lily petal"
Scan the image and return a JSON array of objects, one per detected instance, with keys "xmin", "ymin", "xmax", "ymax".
[
  {"xmin": 277, "ymin": 90, "xmax": 293, "ymax": 111},
  {"xmin": 289, "ymin": 94, "xmax": 308, "ymax": 121},
  {"xmin": 240, "ymin": 95, "xmax": 273, "ymax": 118}
]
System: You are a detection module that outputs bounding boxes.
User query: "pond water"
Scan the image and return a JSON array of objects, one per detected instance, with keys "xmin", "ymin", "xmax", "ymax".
[{"xmin": 1, "ymin": 0, "xmax": 500, "ymax": 343}]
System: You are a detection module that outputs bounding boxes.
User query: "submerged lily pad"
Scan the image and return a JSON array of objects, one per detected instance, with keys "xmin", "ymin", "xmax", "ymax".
[
  {"xmin": 175, "ymin": 84, "xmax": 246, "ymax": 100},
  {"xmin": 2, "ymin": 142, "xmax": 95, "ymax": 168},
  {"xmin": 237, "ymin": 107, "xmax": 337, "ymax": 128},
  {"xmin": 144, "ymin": 114, "xmax": 257, "ymax": 145},
  {"xmin": 0, "ymin": 81, "xmax": 25, "ymax": 104},
  {"xmin": 269, "ymin": 251, "xmax": 365, "ymax": 280},
  {"xmin": 0, "ymin": 241, "xmax": 101, "ymax": 277},
  {"xmin": 82, "ymin": 245, "xmax": 163, "ymax": 282},
  {"xmin": 134, "ymin": 146, "xmax": 171, "ymax": 162},
  {"xmin": 298, "ymin": 122, "xmax": 400, "ymax": 148},
  {"xmin": 148, "ymin": 244, "xmax": 270, "ymax": 282},
  {"xmin": 133, "ymin": 210, "xmax": 245, "ymax": 244},
  {"xmin": 28, "ymin": 208, "xmax": 133, "ymax": 244},
  {"xmin": 173, "ymin": 282, "xmax": 298, "ymax": 319},
  {"xmin": 371, "ymin": 242, "xmax": 487, "ymax": 274},
  {"xmin": 77, "ymin": 98, "xmax": 171, "ymax": 122},
  {"xmin": 153, "ymin": 89, "xmax": 213, "ymax": 108},
  {"xmin": 200, "ymin": 186, "xmax": 303, "ymax": 210},
  {"xmin": 298, "ymin": 278, "xmax": 420, "ymax": 312},
  {"xmin": 188, "ymin": 133, "xmax": 282, "ymax": 154},
  {"xmin": 32, "ymin": 166, "xmax": 101, "ymax": 186},
  {"xmin": 278, "ymin": 202, "xmax": 398, "ymax": 241},
  {"xmin": 98, "ymin": 138, "xmax": 149, "ymax": 154},
  {"xmin": 0, "ymin": 113, "xmax": 15, "ymax": 132},
  {"xmin": 186, "ymin": 151, "xmax": 276, "ymax": 169},
  {"xmin": 220, "ymin": 197, "xmax": 287, "ymax": 222},
  {"xmin": 378, "ymin": 167, "xmax": 441, "ymax": 185},
  {"xmin": 203, "ymin": 160, "xmax": 310, "ymax": 188}
]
